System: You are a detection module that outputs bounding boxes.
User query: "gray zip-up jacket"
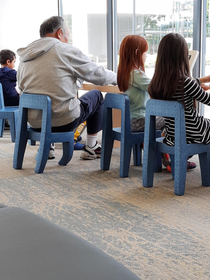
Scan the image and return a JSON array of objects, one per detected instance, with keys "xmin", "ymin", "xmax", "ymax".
[{"xmin": 17, "ymin": 37, "xmax": 117, "ymax": 128}]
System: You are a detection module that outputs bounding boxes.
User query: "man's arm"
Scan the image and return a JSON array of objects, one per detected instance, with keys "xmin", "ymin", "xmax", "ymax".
[{"xmin": 69, "ymin": 48, "xmax": 117, "ymax": 86}]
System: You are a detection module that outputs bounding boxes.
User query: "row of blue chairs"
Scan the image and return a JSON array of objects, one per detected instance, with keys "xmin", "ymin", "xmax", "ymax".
[
  {"xmin": 1, "ymin": 83, "xmax": 210, "ymax": 195},
  {"xmin": 101, "ymin": 93, "xmax": 210, "ymax": 196}
]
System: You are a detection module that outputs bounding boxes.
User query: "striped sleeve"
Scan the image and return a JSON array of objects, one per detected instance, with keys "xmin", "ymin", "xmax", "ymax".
[
  {"xmin": 164, "ymin": 77, "xmax": 210, "ymax": 146},
  {"xmin": 184, "ymin": 77, "xmax": 210, "ymax": 105}
]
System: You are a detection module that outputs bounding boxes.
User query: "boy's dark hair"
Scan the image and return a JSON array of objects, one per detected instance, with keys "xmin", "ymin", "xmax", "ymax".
[
  {"xmin": 39, "ymin": 16, "xmax": 66, "ymax": 38},
  {"xmin": 0, "ymin": 49, "xmax": 16, "ymax": 65}
]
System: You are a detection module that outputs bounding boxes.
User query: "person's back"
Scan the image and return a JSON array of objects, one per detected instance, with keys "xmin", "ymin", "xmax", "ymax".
[
  {"xmin": 17, "ymin": 37, "xmax": 115, "ymax": 128},
  {"xmin": 17, "ymin": 16, "xmax": 117, "ymax": 160},
  {"xmin": 149, "ymin": 33, "xmax": 210, "ymax": 146},
  {"xmin": 0, "ymin": 49, "xmax": 19, "ymax": 106},
  {"xmin": 117, "ymin": 35, "xmax": 164, "ymax": 132}
]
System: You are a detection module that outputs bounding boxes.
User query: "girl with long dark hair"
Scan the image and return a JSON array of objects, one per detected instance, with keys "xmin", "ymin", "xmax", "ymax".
[{"xmin": 149, "ymin": 33, "xmax": 210, "ymax": 152}]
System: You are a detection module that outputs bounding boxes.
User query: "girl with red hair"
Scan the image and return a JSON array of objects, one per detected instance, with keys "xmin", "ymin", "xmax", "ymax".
[{"xmin": 117, "ymin": 35, "xmax": 164, "ymax": 132}]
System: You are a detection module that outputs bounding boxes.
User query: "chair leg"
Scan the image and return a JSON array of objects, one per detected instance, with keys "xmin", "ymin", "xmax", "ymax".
[
  {"xmin": 8, "ymin": 115, "xmax": 16, "ymax": 142},
  {"xmin": 154, "ymin": 151, "xmax": 162, "ymax": 172},
  {"xmin": 13, "ymin": 126, "xmax": 28, "ymax": 170},
  {"xmin": 35, "ymin": 140, "xmax": 51, "ymax": 174},
  {"xmin": 28, "ymin": 140, "xmax": 36, "ymax": 146},
  {"xmin": 170, "ymin": 154, "xmax": 175, "ymax": 179},
  {"xmin": 143, "ymin": 115, "xmax": 157, "ymax": 187},
  {"xmin": 173, "ymin": 154, "xmax": 187, "ymax": 196},
  {"xmin": 142, "ymin": 146, "xmax": 156, "ymax": 187},
  {"xmin": 120, "ymin": 142, "xmax": 132, "ymax": 178},
  {"xmin": 0, "ymin": 119, "xmax": 5, "ymax": 137},
  {"xmin": 199, "ymin": 152, "xmax": 210, "ymax": 186},
  {"xmin": 59, "ymin": 137, "xmax": 74, "ymax": 166},
  {"xmin": 27, "ymin": 125, "xmax": 36, "ymax": 145},
  {"xmin": 154, "ymin": 131, "xmax": 162, "ymax": 172},
  {"xmin": 133, "ymin": 143, "xmax": 142, "ymax": 166},
  {"xmin": 101, "ymin": 137, "xmax": 114, "ymax": 171}
]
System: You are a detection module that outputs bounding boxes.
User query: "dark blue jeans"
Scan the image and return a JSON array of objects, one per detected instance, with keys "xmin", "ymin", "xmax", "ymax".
[{"xmin": 52, "ymin": 90, "xmax": 104, "ymax": 134}]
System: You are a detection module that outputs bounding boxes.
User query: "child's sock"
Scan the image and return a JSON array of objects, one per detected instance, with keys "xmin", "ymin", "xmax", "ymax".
[{"xmin": 86, "ymin": 135, "xmax": 97, "ymax": 148}]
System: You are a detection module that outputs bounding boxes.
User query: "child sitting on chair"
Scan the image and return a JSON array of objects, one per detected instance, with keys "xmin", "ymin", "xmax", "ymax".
[
  {"xmin": 117, "ymin": 35, "xmax": 165, "ymax": 133},
  {"xmin": 117, "ymin": 34, "xmax": 196, "ymax": 171},
  {"xmin": 0, "ymin": 49, "xmax": 19, "ymax": 106},
  {"xmin": 148, "ymin": 33, "xmax": 210, "ymax": 169}
]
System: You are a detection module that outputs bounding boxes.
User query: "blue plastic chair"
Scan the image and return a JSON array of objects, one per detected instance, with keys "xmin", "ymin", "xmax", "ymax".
[
  {"xmin": 13, "ymin": 93, "xmax": 74, "ymax": 174},
  {"xmin": 0, "ymin": 83, "xmax": 19, "ymax": 142},
  {"xmin": 101, "ymin": 93, "xmax": 162, "ymax": 177},
  {"xmin": 143, "ymin": 99, "xmax": 210, "ymax": 196}
]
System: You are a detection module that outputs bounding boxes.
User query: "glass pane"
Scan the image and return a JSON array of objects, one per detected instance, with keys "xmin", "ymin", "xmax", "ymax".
[
  {"xmin": 62, "ymin": 0, "xmax": 107, "ymax": 68},
  {"xmin": 0, "ymin": 0, "xmax": 58, "ymax": 69},
  {"xmin": 204, "ymin": 0, "xmax": 210, "ymax": 118},
  {"xmin": 116, "ymin": 0, "xmax": 194, "ymax": 78}
]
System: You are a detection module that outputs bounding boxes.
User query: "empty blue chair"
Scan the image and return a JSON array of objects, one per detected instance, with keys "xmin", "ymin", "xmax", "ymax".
[
  {"xmin": 143, "ymin": 99, "xmax": 210, "ymax": 196},
  {"xmin": 0, "ymin": 83, "xmax": 19, "ymax": 142},
  {"xmin": 13, "ymin": 93, "xmax": 74, "ymax": 174},
  {"xmin": 101, "ymin": 93, "xmax": 162, "ymax": 177}
]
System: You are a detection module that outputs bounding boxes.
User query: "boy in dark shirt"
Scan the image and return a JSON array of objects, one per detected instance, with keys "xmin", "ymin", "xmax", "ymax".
[{"xmin": 0, "ymin": 49, "xmax": 19, "ymax": 106}]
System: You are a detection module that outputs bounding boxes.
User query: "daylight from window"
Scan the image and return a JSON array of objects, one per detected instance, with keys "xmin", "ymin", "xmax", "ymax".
[{"xmin": 62, "ymin": 0, "xmax": 193, "ymax": 77}]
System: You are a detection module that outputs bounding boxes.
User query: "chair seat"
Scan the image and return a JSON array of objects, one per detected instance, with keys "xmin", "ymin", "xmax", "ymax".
[
  {"xmin": 156, "ymin": 137, "xmax": 210, "ymax": 155},
  {"xmin": 0, "ymin": 106, "xmax": 19, "ymax": 112}
]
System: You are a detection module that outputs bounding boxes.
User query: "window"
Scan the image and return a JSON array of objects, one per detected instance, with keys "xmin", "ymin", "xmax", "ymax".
[
  {"xmin": 204, "ymin": 0, "xmax": 210, "ymax": 118},
  {"xmin": 61, "ymin": 0, "xmax": 107, "ymax": 68},
  {"xmin": 0, "ymin": 0, "xmax": 58, "ymax": 69},
  {"xmin": 116, "ymin": 0, "xmax": 194, "ymax": 78}
]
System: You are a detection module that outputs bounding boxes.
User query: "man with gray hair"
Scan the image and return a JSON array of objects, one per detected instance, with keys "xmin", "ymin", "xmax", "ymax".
[{"xmin": 17, "ymin": 16, "xmax": 117, "ymax": 160}]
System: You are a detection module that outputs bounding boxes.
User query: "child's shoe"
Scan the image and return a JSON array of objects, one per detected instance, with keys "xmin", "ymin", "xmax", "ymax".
[
  {"xmin": 187, "ymin": 161, "xmax": 196, "ymax": 169},
  {"xmin": 48, "ymin": 143, "xmax": 55, "ymax": 160},
  {"xmin": 74, "ymin": 142, "xmax": 85, "ymax": 150}
]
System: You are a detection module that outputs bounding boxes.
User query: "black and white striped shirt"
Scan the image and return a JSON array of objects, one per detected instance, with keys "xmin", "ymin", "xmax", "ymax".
[{"xmin": 164, "ymin": 77, "xmax": 210, "ymax": 146}]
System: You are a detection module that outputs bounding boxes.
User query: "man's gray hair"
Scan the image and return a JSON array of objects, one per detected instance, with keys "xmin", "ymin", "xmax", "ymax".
[{"xmin": 40, "ymin": 16, "xmax": 67, "ymax": 38}]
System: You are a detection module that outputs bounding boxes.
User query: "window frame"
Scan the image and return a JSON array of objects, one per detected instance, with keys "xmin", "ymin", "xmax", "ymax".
[{"xmin": 58, "ymin": 0, "xmax": 207, "ymax": 114}]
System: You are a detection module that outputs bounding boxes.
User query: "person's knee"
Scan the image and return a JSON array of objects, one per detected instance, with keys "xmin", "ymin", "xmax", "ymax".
[{"xmin": 91, "ymin": 89, "xmax": 103, "ymax": 103}]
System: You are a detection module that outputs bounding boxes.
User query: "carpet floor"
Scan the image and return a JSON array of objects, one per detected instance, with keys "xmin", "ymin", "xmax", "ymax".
[{"xmin": 0, "ymin": 130, "xmax": 210, "ymax": 279}]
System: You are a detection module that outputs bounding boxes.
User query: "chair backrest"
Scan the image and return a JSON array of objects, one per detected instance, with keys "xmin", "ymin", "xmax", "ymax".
[
  {"xmin": 19, "ymin": 93, "xmax": 52, "ymax": 137},
  {"xmin": 145, "ymin": 99, "xmax": 187, "ymax": 148},
  {"xmin": 104, "ymin": 92, "xmax": 132, "ymax": 135},
  {"xmin": 0, "ymin": 83, "xmax": 5, "ymax": 110}
]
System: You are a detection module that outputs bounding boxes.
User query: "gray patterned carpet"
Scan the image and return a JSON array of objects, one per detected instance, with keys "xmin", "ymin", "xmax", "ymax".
[{"xmin": 1, "ymin": 130, "xmax": 210, "ymax": 279}]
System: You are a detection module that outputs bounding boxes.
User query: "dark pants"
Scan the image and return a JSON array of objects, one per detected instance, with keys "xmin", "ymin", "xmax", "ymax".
[{"xmin": 52, "ymin": 90, "xmax": 104, "ymax": 134}]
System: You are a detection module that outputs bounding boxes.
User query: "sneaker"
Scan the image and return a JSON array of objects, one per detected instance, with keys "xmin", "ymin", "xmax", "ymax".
[
  {"xmin": 187, "ymin": 161, "xmax": 196, "ymax": 169},
  {"xmin": 165, "ymin": 160, "xmax": 196, "ymax": 173},
  {"xmin": 48, "ymin": 143, "xmax": 55, "ymax": 160},
  {"xmin": 80, "ymin": 142, "xmax": 101, "ymax": 160}
]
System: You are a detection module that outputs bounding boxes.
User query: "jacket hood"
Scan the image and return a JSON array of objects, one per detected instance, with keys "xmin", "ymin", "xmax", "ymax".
[
  {"xmin": 17, "ymin": 37, "xmax": 60, "ymax": 62},
  {"xmin": 0, "ymin": 66, "xmax": 10, "ymax": 77}
]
